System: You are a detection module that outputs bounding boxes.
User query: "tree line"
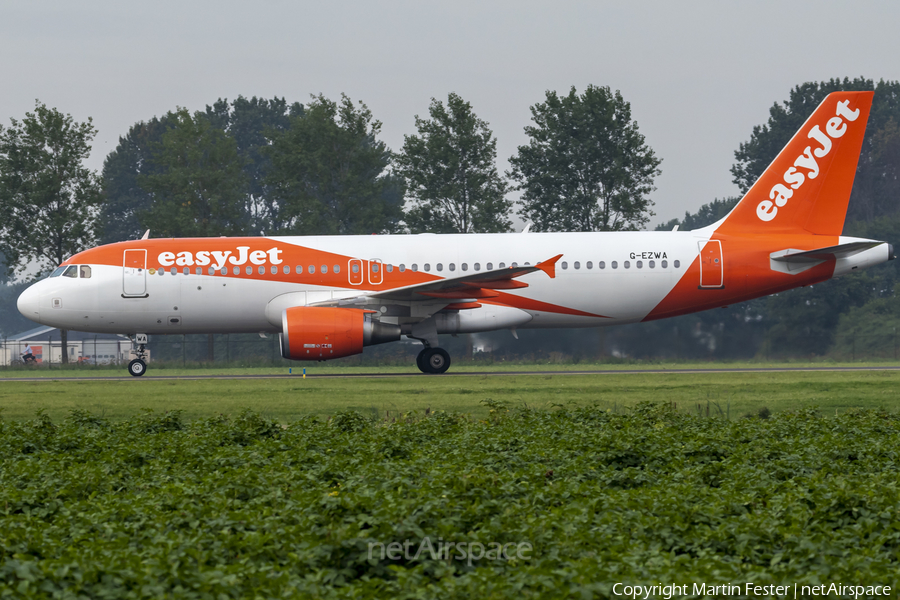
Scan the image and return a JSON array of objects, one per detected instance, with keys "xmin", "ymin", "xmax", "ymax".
[
  {"xmin": 2, "ymin": 78, "xmax": 900, "ymax": 361},
  {"xmin": 0, "ymin": 86, "xmax": 660, "ymax": 285}
]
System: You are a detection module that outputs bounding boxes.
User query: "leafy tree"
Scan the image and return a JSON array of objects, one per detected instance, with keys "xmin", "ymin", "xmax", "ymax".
[
  {"xmin": 763, "ymin": 276, "xmax": 874, "ymax": 357},
  {"xmin": 832, "ymin": 295, "xmax": 900, "ymax": 359},
  {"xmin": 731, "ymin": 78, "xmax": 900, "ymax": 224},
  {"xmin": 655, "ymin": 197, "xmax": 739, "ymax": 231},
  {"xmin": 101, "ymin": 96, "xmax": 302, "ymax": 243},
  {"xmin": 0, "ymin": 102, "xmax": 103, "ymax": 362},
  {"xmin": 509, "ymin": 85, "xmax": 661, "ymax": 232},
  {"xmin": 266, "ymin": 94, "xmax": 404, "ymax": 235},
  {"xmin": 204, "ymin": 96, "xmax": 303, "ymax": 234},
  {"xmin": 99, "ymin": 116, "xmax": 171, "ymax": 243},
  {"xmin": 397, "ymin": 93, "xmax": 511, "ymax": 233},
  {"xmin": 0, "ymin": 102, "xmax": 103, "ymax": 276},
  {"xmin": 138, "ymin": 108, "xmax": 249, "ymax": 237}
]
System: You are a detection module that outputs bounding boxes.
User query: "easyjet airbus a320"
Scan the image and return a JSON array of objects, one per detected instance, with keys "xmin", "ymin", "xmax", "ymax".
[{"xmin": 16, "ymin": 91, "xmax": 894, "ymax": 376}]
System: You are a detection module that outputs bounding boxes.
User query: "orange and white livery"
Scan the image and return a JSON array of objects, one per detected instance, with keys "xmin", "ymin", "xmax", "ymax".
[{"xmin": 17, "ymin": 92, "xmax": 893, "ymax": 375}]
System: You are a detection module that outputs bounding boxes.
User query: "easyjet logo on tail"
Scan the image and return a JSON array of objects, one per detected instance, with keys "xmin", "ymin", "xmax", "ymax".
[{"xmin": 756, "ymin": 100, "xmax": 861, "ymax": 222}]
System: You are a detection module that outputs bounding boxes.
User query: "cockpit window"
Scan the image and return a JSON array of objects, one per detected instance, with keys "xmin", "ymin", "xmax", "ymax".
[
  {"xmin": 79, "ymin": 265, "xmax": 92, "ymax": 279},
  {"xmin": 49, "ymin": 266, "xmax": 66, "ymax": 278},
  {"xmin": 62, "ymin": 265, "xmax": 78, "ymax": 278}
]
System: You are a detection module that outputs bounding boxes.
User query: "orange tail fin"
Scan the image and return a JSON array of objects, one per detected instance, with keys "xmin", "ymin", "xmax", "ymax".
[{"xmin": 717, "ymin": 91, "xmax": 873, "ymax": 237}]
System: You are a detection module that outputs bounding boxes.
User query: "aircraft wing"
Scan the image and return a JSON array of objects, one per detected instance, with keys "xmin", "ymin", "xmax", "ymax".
[{"xmin": 314, "ymin": 254, "xmax": 562, "ymax": 307}]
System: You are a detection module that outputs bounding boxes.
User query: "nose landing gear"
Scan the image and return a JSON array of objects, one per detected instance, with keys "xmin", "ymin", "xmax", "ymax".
[{"xmin": 128, "ymin": 333, "xmax": 149, "ymax": 377}]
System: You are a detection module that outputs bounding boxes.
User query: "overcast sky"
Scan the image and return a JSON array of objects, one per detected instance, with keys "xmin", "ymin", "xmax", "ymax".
[{"xmin": 2, "ymin": 1, "xmax": 899, "ymax": 229}]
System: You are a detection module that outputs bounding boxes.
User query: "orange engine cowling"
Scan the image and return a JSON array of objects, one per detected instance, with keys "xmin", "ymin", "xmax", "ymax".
[{"xmin": 279, "ymin": 306, "xmax": 400, "ymax": 361}]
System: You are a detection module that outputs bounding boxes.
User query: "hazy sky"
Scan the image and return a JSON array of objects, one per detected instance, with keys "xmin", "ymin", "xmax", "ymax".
[{"xmin": 2, "ymin": 1, "xmax": 899, "ymax": 228}]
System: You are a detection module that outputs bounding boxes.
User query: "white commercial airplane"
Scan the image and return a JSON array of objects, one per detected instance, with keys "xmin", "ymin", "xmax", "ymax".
[{"xmin": 17, "ymin": 91, "xmax": 893, "ymax": 376}]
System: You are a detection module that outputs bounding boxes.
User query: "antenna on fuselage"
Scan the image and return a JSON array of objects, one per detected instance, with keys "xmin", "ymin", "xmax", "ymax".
[
  {"xmin": 522, "ymin": 222, "xmax": 532, "ymax": 233},
  {"xmin": 140, "ymin": 230, "xmax": 150, "ymax": 240}
]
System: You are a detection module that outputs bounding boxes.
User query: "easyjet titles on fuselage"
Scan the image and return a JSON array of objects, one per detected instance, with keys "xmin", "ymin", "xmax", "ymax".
[
  {"xmin": 157, "ymin": 247, "xmax": 284, "ymax": 270},
  {"xmin": 756, "ymin": 99, "xmax": 861, "ymax": 223}
]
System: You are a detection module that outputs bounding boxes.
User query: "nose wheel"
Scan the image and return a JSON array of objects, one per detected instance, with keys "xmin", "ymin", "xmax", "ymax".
[
  {"xmin": 416, "ymin": 347, "xmax": 450, "ymax": 374},
  {"xmin": 128, "ymin": 333, "xmax": 149, "ymax": 377},
  {"xmin": 128, "ymin": 359, "xmax": 147, "ymax": 377}
]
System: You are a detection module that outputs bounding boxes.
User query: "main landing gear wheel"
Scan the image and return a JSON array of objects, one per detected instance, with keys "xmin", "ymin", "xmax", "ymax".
[
  {"xmin": 128, "ymin": 359, "xmax": 147, "ymax": 377},
  {"xmin": 418, "ymin": 347, "xmax": 450, "ymax": 374}
]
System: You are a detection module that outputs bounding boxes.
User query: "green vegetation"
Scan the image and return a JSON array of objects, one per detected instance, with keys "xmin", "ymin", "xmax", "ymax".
[
  {"xmin": 2, "ymin": 403, "xmax": 899, "ymax": 597},
  {"xmin": 0, "ymin": 369, "xmax": 898, "ymax": 422}
]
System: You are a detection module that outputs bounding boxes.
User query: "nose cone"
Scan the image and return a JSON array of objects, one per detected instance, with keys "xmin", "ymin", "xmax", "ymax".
[{"xmin": 17, "ymin": 284, "xmax": 41, "ymax": 323}]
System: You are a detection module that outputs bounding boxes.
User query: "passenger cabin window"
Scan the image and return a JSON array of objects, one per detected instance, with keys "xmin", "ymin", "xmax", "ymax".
[
  {"xmin": 399, "ymin": 264, "xmax": 406, "ymax": 272},
  {"xmin": 649, "ymin": 260, "xmax": 655, "ymax": 268},
  {"xmin": 258, "ymin": 266, "xmax": 265, "ymax": 274},
  {"xmin": 674, "ymin": 260, "xmax": 681, "ymax": 268},
  {"xmin": 561, "ymin": 261, "xmax": 568, "ymax": 270},
  {"xmin": 486, "ymin": 263, "xmax": 493, "ymax": 270},
  {"xmin": 449, "ymin": 263, "xmax": 456, "ymax": 271},
  {"xmin": 661, "ymin": 260, "xmax": 668, "ymax": 268},
  {"xmin": 296, "ymin": 265, "xmax": 303, "ymax": 274},
  {"xmin": 386, "ymin": 264, "xmax": 393, "ymax": 273},
  {"xmin": 79, "ymin": 266, "xmax": 92, "ymax": 278},
  {"xmin": 587, "ymin": 261, "xmax": 593, "ymax": 269},
  {"xmin": 499, "ymin": 262, "xmax": 505, "ymax": 269},
  {"xmin": 599, "ymin": 261, "xmax": 605, "ymax": 269},
  {"xmin": 334, "ymin": 265, "xmax": 340, "ymax": 274},
  {"xmin": 320, "ymin": 265, "xmax": 327, "ymax": 274},
  {"xmin": 574, "ymin": 261, "xmax": 580, "ymax": 270},
  {"xmin": 436, "ymin": 263, "xmax": 443, "ymax": 272},
  {"xmin": 411, "ymin": 264, "xmax": 418, "ymax": 272},
  {"xmin": 474, "ymin": 263, "xmax": 480, "ymax": 271},
  {"xmin": 183, "ymin": 267, "xmax": 190, "ymax": 275},
  {"xmin": 624, "ymin": 261, "xmax": 631, "ymax": 269},
  {"xmin": 611, "ymin": 261, "xmax": 618, "ymax": 269},
  {"xmin": 636, "ymin": 261, "xmax": 642, "ymax": 269}
]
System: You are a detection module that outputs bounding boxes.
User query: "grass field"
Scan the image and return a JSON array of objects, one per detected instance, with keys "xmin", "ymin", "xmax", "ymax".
[{"xmin": 1, "ymin": 368, "xmax": 898, "ymax": 422}]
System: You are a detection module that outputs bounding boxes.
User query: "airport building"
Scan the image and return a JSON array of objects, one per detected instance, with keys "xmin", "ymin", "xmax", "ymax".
[{"xmin": 0, "ymin": 326, "xmax": 138, "ymax": 366}]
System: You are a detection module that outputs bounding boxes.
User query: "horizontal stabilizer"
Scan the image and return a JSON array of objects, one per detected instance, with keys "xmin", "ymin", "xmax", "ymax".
[
  {"xmin": 770, "ymin": 240, "xmax": 888, "ymax": 275},
  {"xmin": 771, "ymin": 241, "xmax": 884, "ymax": 263}
]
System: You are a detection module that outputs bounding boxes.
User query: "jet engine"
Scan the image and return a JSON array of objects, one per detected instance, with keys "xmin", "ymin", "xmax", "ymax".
[{"xmin": 279, "ymin": 306, "xmax": 400, "ymax": 360}]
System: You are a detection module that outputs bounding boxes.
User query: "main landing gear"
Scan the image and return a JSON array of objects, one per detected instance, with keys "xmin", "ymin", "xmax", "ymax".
[
  {"xmin": 416, "ymin": 347, "xmax": 450, "ymax": 374},
  {"xmin": 128, "ymin": 333, "xmax": 149, "ymax": 377}
]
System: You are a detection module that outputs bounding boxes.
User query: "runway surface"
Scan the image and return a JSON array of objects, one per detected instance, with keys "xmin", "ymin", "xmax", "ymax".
[{"xmin": 2, "ymin": 365, "xmax": 900, "ymax": 382}]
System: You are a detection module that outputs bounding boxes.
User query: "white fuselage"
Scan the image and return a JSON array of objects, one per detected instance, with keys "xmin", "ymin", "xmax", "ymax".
[{"xmin": 16, "ymin": 230, "xmax": 890, "ymax": 338}]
